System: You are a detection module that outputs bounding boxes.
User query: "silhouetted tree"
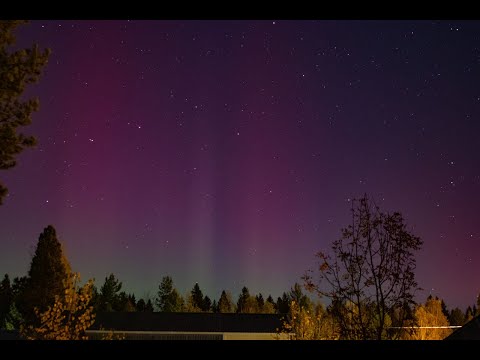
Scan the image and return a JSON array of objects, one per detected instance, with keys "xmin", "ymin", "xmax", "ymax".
[
  {"xmin": 0, "ymin": 20, "xmax": 50, "ymax": 204},
  {"xmin": 145, "ymin": 299, "xmax": 154, "ymax": 312},
  {"xmin": 211, "ymin": 299, "xmax": 218, "ymax": 313},
  {"xmin": 256, "ymin": 293, "xmax": 265, "ymax": 311},
  {"xmin": 98, "ymin": 274, "xmax": 122, "ymax": 312},
  {"xmin": 440, "ymin": 298, "xmax": 449, "ymax": 320},
  {"xmin": 465, "ymin": 306, "xmax": 475, "ymax": 323},
  {"xmin": 289, "ymin": 283, "xmax": 311, "ymax": 310},
  {"xmin": 449, "ymin": 307, "xmax": 465, "ymax": 326},
  {"xmin": 218, "ymin": 290, "xmax": 235, "ymax": 313},
  {"xmin": 3, "ymin": 303, "xmax": 22, "ymax": 330},
  {"xmin": 156, "ymin": 276, "xmax": 183, "ymax": 312},
  {"xmin": 237, "ymin": 287, "xmax": 250, "ymax": 313},
  {"xmin": 389, "ymin": 301, "xmax": 415, "ymax": 339},
  {"xmin": 8, "ymin": 276, "xmax": 27, "ymax": 328},
  {"xmin": 266, "ymin": 295, "xmax": 276, "ymax": 308},
  {"xmin": 136, "ymin": 299, "xmax": 146, "ymax": 312},
  {"xmin": 20, "ymin": 225, "xmax": 70, "ymax": 325},
  {"xmin": 190, "ymin": 283, "xmax": 205, "ymax": 311},
  {"xmin": 117, "ymin": 292, "xmax": 136, "ymax": 312},
  {"xmin": 128, "ymin": 294, "xmax": 136, "ymax": 309},
  {"xmin": 477, "ymin": 293, "xmax": 480, "ymax": 316},
  {"xmin": 0, "ymin": 274, "xmax": 13, "ymax": 328},
  {"xmin": 276, "ymin": 292, "xmax": 290, "ymax": 314},
  {"xmin": 11, "ymin": 276, "xmax": 27, "ymax": 298},
  {"xmin": 203, "ymin": 296, "xmax": 212, "ymax": 312},
  {"xmin": 304, "ymin": 195, "xmax": 423, "ymax": 340}
]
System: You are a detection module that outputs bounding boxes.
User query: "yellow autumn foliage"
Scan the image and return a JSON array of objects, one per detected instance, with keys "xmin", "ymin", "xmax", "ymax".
[
  {"xmin": 101, "ymin": 329, "xmax": 126, "ymax": 340},
  {"xmin": 21, "ymin": 273, "xmax": 96, "ymax": 340},
  {"xmin": 278, "ymin": 300, "xmax": 340, "ymax": 340},
  {"xmin": 404, "ymin": 297, "xmax": 452, "ymax": 340}
]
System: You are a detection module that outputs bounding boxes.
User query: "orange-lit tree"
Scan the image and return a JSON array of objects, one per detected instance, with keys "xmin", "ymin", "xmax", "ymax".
[
  {"xmin": 21, "ymin": 273, "xmax": 95, "ymax": 340},
  {"xmin": 278, "ymin": 300, "xmax": 339, "ymax": 340},
  {"xmin": 405, "ymin": 296, "xmax": 452, "ymax": 340}
]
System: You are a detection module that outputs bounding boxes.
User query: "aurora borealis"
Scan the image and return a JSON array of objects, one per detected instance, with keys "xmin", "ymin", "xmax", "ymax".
[{"xmin": 0, "ymin": 20, "xmax": 479, "ymax": 308}]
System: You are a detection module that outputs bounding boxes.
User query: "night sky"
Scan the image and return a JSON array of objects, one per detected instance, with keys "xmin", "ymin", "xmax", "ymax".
[{"xmin": 1, "ymin": 20, "xmax": 479, "ymax": 309}]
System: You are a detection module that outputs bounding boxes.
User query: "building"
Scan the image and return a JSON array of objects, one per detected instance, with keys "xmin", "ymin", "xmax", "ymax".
[
  {"xmin": 87, "ymin": 312, "xmax": 288, "ymax": 340},
  {"xmin": 0, "ymin": 330, "xmax": 21, "ymax": 340},
  {"xmin": 445, "ymin": 315, "xmax": 480, "ymax": 340}
]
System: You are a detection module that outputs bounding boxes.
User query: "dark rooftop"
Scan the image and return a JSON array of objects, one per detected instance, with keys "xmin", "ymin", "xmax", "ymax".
[
  {"xmin": 91, "ymin": 312, "xmax": 285, "ymax": 333},
  {"xmin": 445, "ymin": 315, "xmax": 480, "ymax": 340}
]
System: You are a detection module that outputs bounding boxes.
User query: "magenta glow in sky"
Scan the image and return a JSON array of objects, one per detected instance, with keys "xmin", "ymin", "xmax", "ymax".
[{"xmin": 0, "ymin": 20, "xmax": 479, "ymax": 308}]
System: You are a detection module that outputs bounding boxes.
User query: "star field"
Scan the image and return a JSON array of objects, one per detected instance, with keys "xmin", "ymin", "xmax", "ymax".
[{"xmin": 0, "ymin": 20, "xmax": 479, "ymax": 308}]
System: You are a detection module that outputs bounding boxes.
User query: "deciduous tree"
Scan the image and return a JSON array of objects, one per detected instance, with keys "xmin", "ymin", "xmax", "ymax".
[
  {"xmin": 183, "ymin": 293, "xmax": 202, "ymax": 312},
  {"xmin": 288, "ymin": 283, "xmax": 311, "ymax": 310},
  {"xmin": 278, "ymin": 300, "xmax": 339, "ymax": 340},
  {"xmin": 304, "ymin": 195, "xmax": 423, "ymax": 339},
  {"xmin": 406, "ymin": 296, "xmax": 452, "ymax": 340},
  {"xmin": 218, "ymin": 290, "xmax": 235, "ymax": 313}
]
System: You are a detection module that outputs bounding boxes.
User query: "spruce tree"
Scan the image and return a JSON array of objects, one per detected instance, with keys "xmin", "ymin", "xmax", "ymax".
[
  {"xmin": 449, "ymin": 307, "xmax": 465, "ymax": 326},
  {"xmin": 191, "ymin": 283, "xmax": 204, "ymax": 310},
  {"xmin": 264, "ymin": 295, "xmax": 277, "ymax": 314},
  {"xmin": 98, "ymin": 274, "xmax": 122, "ymax": 311},
  {"xmin": 465, "ymin": 306, "xmax": 474, "ymax": 323},
  {"xmin": 218, "ymin": 290, "xmax": 234, "ymax": 313},
  {"xmin": 203, "ymin": 296, "xmax": 212, "ymax": 312},
  {"xmin": 136, "ymin": 299, "xmax": 146, "ymax": 312},
  {"xmin": 156, "ymin": 276, "xmax": 183, "ymax": 312},
  {"xmin": 289, "ymin": 283, "xmax": 311, "ymax": 310},
  {"xmin": 276, "ymin": 292, "xmax": 291, "ymax": 314},
  {"xmin": 211, "ymin": 299, "xmax": 218, "ymax": 313},
  {"xmin": 256, "ymin": 293, "xmax": 265, "ymax": 311},
  {"xmin": 237, "ymin": 286, "xmax": 250, "ymax": 313},
  {"xmin": 0, "ymin": 274, "xmax": 13, "ymax": 328},
  {"xmin": 145, "ymin": 299, "xmax": 154, "ymax": 312},
  {"xmin": 477, "ymin": 293, "xmax": 480, "ymax": 316},
  {"xmin": 20, "ymin": 225, "xmax": 70, "ymax": 324}
]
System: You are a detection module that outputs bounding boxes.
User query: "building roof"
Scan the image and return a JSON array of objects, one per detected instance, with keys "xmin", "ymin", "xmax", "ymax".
[
  {"xmin": 445, "ymin": 315, "xmax": 480, "ymax": 340},
  {"xmin": 0, "ymin": 330, "xmax": 21, "ymax": 340},
  {"xmin": 91, "ymin": 312, "xmax": 284, "ymax": 333}
]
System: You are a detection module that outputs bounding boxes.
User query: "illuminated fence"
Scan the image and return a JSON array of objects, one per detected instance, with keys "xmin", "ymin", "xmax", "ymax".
[
  {"xmin": 387, "ymin": 325, "xmax": 462, "ymax": 340},
  {"xmin": 388, "ymin": 326, "xmax": 461, "ymax": 329}
]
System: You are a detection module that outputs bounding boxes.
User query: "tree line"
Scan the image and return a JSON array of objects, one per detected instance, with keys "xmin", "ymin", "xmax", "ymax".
[
  {"xmin": 0, "ymin": 225, "xmax": 314, "ymax": 338},
  {"xmin": 0, "ymin": 225, "xmax": 311, "ymax": 322},
  {"xmin": 0, "ymin": 218, "xmax": 479, "ymax": 340},
  {"xmin": 1, "ymin": 20, "xmax": 479, "ymax": 340}
]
